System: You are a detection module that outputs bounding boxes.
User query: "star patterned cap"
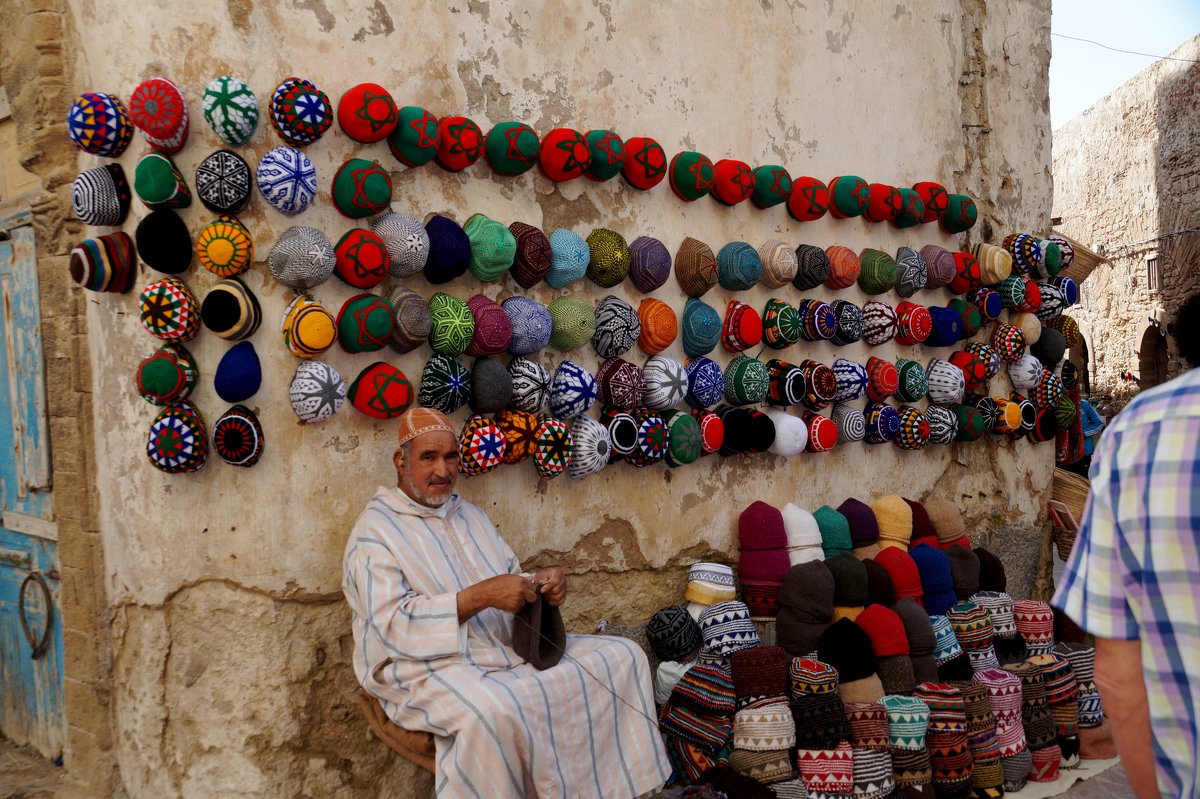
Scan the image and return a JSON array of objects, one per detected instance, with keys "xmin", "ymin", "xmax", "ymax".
[
  {"xmin": 331, "ymin": 158, "xmax": 393, "ymax": 219},
  {"xmin": 195, "ymin": 150, "xmax": 251, "ymax": 215},
  {"xmin": 129, "ymin": 77, "xmax": 190, "ymax": 153},
  {"xmin": 334, "ymin": 229, "xmax": 389, "ymax": 289},
  {"xmin": 336, "ymin": 82, "xmax": 398, "ymax": 143},
  {"xmin": 202, "ymin": 76, "xmax": 258, "ymax": 147},
  {"xmin": 620, "ymin": 136, "xmax": 667, "ymax": 191},
  {"xmin": 289, "ymin": 360, "xmax": 346, "ymax": 424},
  {"xmin": 270, "ymin": 76, "xmax": 332, "ymax": 146},
  {"xmin": 348, "ymin": 362, "xmax": 413, "ymax": 420},
  {"xmin": 434, "ymin": 115, "xmax": 483, "ymax": 172},
  {"xmin": 388, "ymin": 106, "xmax": 440, "ymax": 167},
  {"xmin": 458, "ymin": 415, "xmax": 507, "ymax": 476},
  {"xmin": 211, "ymin": 405, "xmax": 265, "ymax": 467},
  {"xmin": 485, "ymin": 121, "xmax": 541, "ymax": 175},
  {"xmin": 146, "ymin": 401, "xmax": 208, "ymax": 474},
  {"xmin": 139, "ymin": 276, "xmax": 199, "ymax": 342}
]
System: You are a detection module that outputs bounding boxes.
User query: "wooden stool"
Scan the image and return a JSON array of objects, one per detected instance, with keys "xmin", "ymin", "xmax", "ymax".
[{"xmin": 357, "ymin": 690, "xmax": 436, "ymax": 774}]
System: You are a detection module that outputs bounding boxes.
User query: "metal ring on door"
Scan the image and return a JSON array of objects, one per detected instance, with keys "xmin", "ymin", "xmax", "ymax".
[{"xmin": 18, "ymin": 571, "xmax": 53, "ymax": 660}]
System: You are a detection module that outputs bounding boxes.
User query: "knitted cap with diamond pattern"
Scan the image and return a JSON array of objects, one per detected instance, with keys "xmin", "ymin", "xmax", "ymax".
[
  {"xmin": 506, "ymin": 221, "xmax": 552, "ymax": 287},
  {"xmin": 750, "ymin": 164, "xmax": 792, "ymax": 209},
  {"xmin": 331, "ymin": 158, "xmax": 392, "ymax": 219},
  {"xmin": 434, "ymin": 116, "xmax": 483, "ymax": 172},
  {"xmin": 270, "ymin": 77, "xmax": 332, "ymax": 146},
  {"xmin": 685, "ymin": 357, "xmax": 725, "ymax": 409},
  {"xmin": 619, "ymin": 135, "xmax": 667, "ymax": 190},
  {"xmin": 682, "ymin": 297, "xmax": 721, "ymax": 357},
  {"xmin": 858, "ymin": 248, "xmax": 898, "ymax": 295},
  {"xmin": 202, "ymin": 76, "xmax": 257, "ymax": 147},
  {"xmin": 893, "ymin": 406, "xmax": 930, "ymax": 450},
  {"xmin": 717, "ymin": 241, "xmax": 762, "ymax": 291},
  {"xmin": 67, "ymin": 91, "xmax": 133, "ymax": 157},
  {"xmin": 484, "ymin": 121, "xmax": 540, "ymax": 175},
  {"xmin": 586, "ymin": 228, "xmax": 631, "ymax": 287},
  {"xmin": 763, "ymin": 298, "xmax": 802, "ymax": 350},
  {"xmin": 139, "ymin": 277, "xmax": 199, "ymax": 342},
  {"xmin": 418, "ymin": 354, "xmax": 472, "ymax": 414},
  {"xmin": 596, "ymin": 357, "xmax": 644, "ymax": 409},
  {"xmin": 637, "ymin": 298, "xmax": 677, "ymax": 355},
  {"xmin": 427, "ymin": 292, "xmax": 474, "ymax": 356},
  {"xmin": 538, "ymin": 128, "xmax": 591, "ymax": 181},
  {"xmin": 334, "ymin": 229, "xmax": 389, "ymax": 288},
  {"xmin": 893, "ymin": 358, "xmax": 928, "ymax": 403},
  {"xmin": 348, "ymin": 362, "xmax": 413, "ymax": 420},
  {"xmin": 458, "ymin": 415, "xmax": 507, "ymax": 476},
  {"xmin": 755, "ymin": 239, "xmax": 797, "ymax": 289},
  {"xmin": 387, "ymin": 106, "xmax": 439, "ymax": 167},
  {"xmin": 591, "ymin": 295, "xmax": 640, "ymax": 358},
  {"xmin": 860, "ymin": 301, "xmax": 898, "ymax": 347},
  {"xmin": 146, "ymin": 401, "xmax": 208, "ymax": 473},
  {"xmin": 669, "ymin": 151, "xmax": 715, "ymax": 201},
  {"xmin": 724, "ymin": 355, "xmax": 769, "ymax": 406},
  {"xmin": 507, "ymin": 356, "xmax": 550, "ymax": 413}
]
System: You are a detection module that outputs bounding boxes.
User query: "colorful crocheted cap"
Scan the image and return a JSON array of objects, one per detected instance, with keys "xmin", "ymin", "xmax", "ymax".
[
  {"xmin": 538, "ymin": 128, "xmax": 591, "ymax": 181},
  {"xmin": 752, "ymin": 240, "xmax": 795, "ymax": 290},
  {"xmin": 892, "ymin": 358, "xmax": 927, "ymax": 404},
  {"xmin": 750, "ymin": 164, "xmax": 792, "ymax": 209},
  {"xmin": 73, "ymin": 163, "xmax": 132, "ymax": 227},
  {"xmin": 892, "ymin": 406, "xmax": 930, "ymax": 451},
  {"xmin": 464, "ymin": 294, "xmax": 512, "ymax": 356},
  {"xmin": 761, "ymin": 299, "xmax": 801, "ymax": 351},
  {"xmin": 506, "ymin": 356, "xmax": 550, "ymax": 413},
  {"xmin": 129, "ymin": 77, "xmax": 190, "ymax": 153},
  {"xmin": 681, "ymin": 298, "xmax": 721, "ymax": 357},
  {"xmin": 257, "ymin": 146, "xmax": 317, "ymax": 215},
  {"xmin": 289, "ymin": 360, "xmax": 346, "ymax": 424},
  {"xmin": 888, "ymin": 187, "xmax": 925, "ymax": 229},
  {"xmin": 333, "ymin": 229, "xmax": 389, "ymax": 289},
  {"xmin": 493, "ymin": 408, "xmax": 536, "ymax": 465},
  {"xmin": 67, "ymin": 91, "xmax": 133, "ymax": 157},
  {"xmin": 940, "ymin": 194, "xmax": 978, "ymax": 233},
  {"xmin": 722, "ymin": 300, "xmax": 763, "ymax": 352},
  {"xmin": 827, "ymin": 175, "xmax": 870, "ymax": 218},
  {"xmin": 581, "ymin": 129, "xmax": 624, "ymax": 181},
  {"xmin": 548, "ymin": 296, "xmax": 596, "ymax": 352},
  {"xmin": 331, "ymin": 158, "xmax": 392, "ymax": 219},
  {"xmin": 380, "ymin": 286, "xmax": 426, "ymax": 354},
  {"xmin": 586, "ymin": 228, "xmax": 632, "ymax": 287},
  {"xmin": 483, "ymin": 121, "xmax": 540, "ymax": 175},
  {"xmin": 419, "ymin": 214, "xmax": 469, "ymax": 284},
  {"xmin": 336, "ymin": 293, "xmax": 394, "ymax": 354},
  {"xmin": 722, "ymin": 355, "xmax": 768, "ymax": 406},
  {"xmin": 387, "ymin": 106, "xmax": 440, "ymax": 167},
  {"xmin": 417, "ymin": 354, "xmax": 471, "ymax": 414},
  {"xmin": 673, "ymin": 236, "xmax": 718, "ymax": 297},
  {"xmin": 348, "ymin": 362, "xmax": 413, "ymax": 420},
  {"xmin": 567, "ymin": 414, "xmax": 611, "ymax": 478},
  {"xmin": 137, "ymin": 343, "xmax": 197, "ymax": 406},
  {"xmin": 548, "ymin": 360, "xmax": 597, "ymax": 420},
  {"xmin": 699, "ymin": 601, "xmax": 760, "ymax": 656},
  {"xmin": 505, "ymin": 221, "xmax": 552, "ymax": 288},
  {"xmin": 280, "ymin": 294, "xmax": 334, "ymax": 358},
  {"xmin": 892, "ymin": 246, "xmax": 928, "ymax": 298},
  {"xmin": 146, "ymin": 401, "xmax": 208, "ymax": 473},
  {"xmin": 200, "ymin": 277, "xmax": 260, "ymax": 341},
  {"xmin": 796, "ymin": 299, "xmax": 836, "ymax": 342},
  {"xmin": 638, "ymin": 298, "xmax": 677, "ymax": 355},
  {"xmin": 532, "ymin": 417, "xmax": 572, "ymax": 479},
  {"xmin": 134, "ymin": 153, "xmax": 190, "ymax": 210},
  {"xmin": 210, "ymin": 405, "xmax": 264, "ymax": 468},
  {"xmin": 861, "ymin": 301, "xmax": 898, "ymax": 346},
  {"xmin": 434, "ymin": 115, "xmax": 483, "ymax": 172},
  {"xmin": 803, "ymin": 411, "xmax": 839, "ymax": 453},
  {"xmin": 619, "ymin": 135, "xmax": 667, "ymax": 190},
  {"xmin": 426, "ymin": 292, "xmax": 474, "ymax": 356},
  {"xmin": 457, "ymin": 415, "xmax": 507, "ymax": 477},
  {"xmin": 136, "ymin": 209, "xmax": 191, "ymax": 275},
  {"xmin": 590, "ymin": 295, "xmax": 640, "ymax": 359},
  {"xmin": 626, "ymin": 235, "xmax": 672, "ymax": 293},
  {"xmin": 466, "ymin": 359, "xmax": 514, "ymax": 415},
  {"xmin": 821, "ymin": 245, "xmax": 858, "ymax": 290},
  {"xmin": 496, "ymin": 297, "xmax": 547, "ymax": 357},
  {"xmin": 201, "ymin": 76, "xmax": 257, "ymax": 147},
  {"xmin": 709, "ymin": 158, "xmax": 754, "ymax": 205},
  {"xmin": 823, "ymin": 301, "xmax": 861, "ymax": 347},
  {"xmin": 661, "ymin": 409, "xmax": 700, "ymax": 467},
  {"xmin": 139, "ymin": 277, "xmax": 199, "ymax": 342},
  {"xmin": 909, "ymin": 181, "xmax": 947, "ymax": 223},
  {"xmin": 787, "ymin": 175, "xmax": 830, "ymax": 221},
  {"xmin": 269, "ymin": 76, "xmax": 332, "ymax": 146},
  {"xmin": 544, "ymin": 228, "xmax": 589, "ymax": 288},
  {"xmin": 669, "ymin": 150, "xmax": 715, "ymax": 201},
  {"xmin": 335, "ymin": 82, "xmax": 397, "ymax": 143},
  {"xmin": 717, "ymin": 241, "xmax": 762, "ymax": 291},
  {"xmin": 685, "ymin": 357, "xmax": 725, "ymax": 409}
]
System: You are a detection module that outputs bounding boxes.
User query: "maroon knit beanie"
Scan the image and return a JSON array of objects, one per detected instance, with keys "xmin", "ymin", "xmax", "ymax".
[
  {"xmin": 739, "ymin": 500, "xmax": 788, "ymax": 550},
  {"xmin": 904, "ymin": 497, "xmax": 938, "ymax": 547},
  {"xmin": 731, "ymin": 645, "xmax": 790, "ymax": 700},
  {"xmin": 838, "ymin": 498, "xmax": 880, "ymax": 548},
  {"xmin": 856, "ymin": 604, "xmax": 910, "ymax": 657},
  {"xmin": 874, "ymin": 547, "xmax": 923, "ymax": 604}
]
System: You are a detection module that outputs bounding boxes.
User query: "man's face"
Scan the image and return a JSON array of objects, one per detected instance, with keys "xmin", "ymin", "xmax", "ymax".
[{"xmin": 396, "ymin": 430, "xmax": 459, "ymax": 507}]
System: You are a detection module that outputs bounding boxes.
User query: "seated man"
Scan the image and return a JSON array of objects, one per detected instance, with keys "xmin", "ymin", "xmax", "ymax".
[{"xmin": 344, "ymin": 407, "xmax": 671, "ymax": 799}]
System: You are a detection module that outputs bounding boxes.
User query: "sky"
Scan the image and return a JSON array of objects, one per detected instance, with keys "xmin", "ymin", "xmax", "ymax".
[{"xmin": 1050, "ymin": 0, "xmax": 1200, "ymax": 130}]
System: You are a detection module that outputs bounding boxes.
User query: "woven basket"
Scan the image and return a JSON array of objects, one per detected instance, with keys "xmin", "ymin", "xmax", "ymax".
[{"xmin": 1051, "ymin": 468, "xmax": 1091, "ymax": 560}]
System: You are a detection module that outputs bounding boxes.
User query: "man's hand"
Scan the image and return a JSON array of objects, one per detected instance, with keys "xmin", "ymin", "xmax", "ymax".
[
  {"xmin": 533, "ymin": 567, "xmax": 568, "ymax": 607},
  {"xmin": 457, "ymin": 574, "xmax": 536, "ymax": 622}
]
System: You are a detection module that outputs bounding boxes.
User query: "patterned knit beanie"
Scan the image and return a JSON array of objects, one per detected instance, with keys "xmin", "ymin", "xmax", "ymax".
[
  {"xmin": 289, "ymin": 361, "xmax": 346, "ymax": 424},
  {"xmin": 681, "ymin": 297, "xmax": 721, "ymax": 357},
  {"xmin": 765, "ymin": 358, "xmax": 804, "ymax": 406},
  {"xmin": 545, "ymin": 228, "xmax": 589, "ymax": 288},
  {"xmin": 947, "ymin": 600, "xmax": 999, "ymax": 672},
  {"xmin": 722, "ymin": 300, "xmax": 763, "ymax": 352},
  {"xmin": 643, "ymin": 355, "xmax": 688, "ymax": 409},
  {"xmin": 699, "ymin": 601, "xmax": 760, "ymax": 656},
  {"xmin": 858, "ymin": 248, "xmax": 898, "ymax": 295},
  {"xmin": 893, "ymin": 301, "xmax": 932, "ymax": 347},
  {"xmin": 865, "ymin": 401, "xmax": 898, "ymax": 447},
  {"xmin": 586, "ymin": 228, "xmax": 631, "ymax": 288},
  {"xmin": 648, "ymin": 605, "xmax": 703, "ymax": 663},
  {"xmin": 638, "ymin": 298, "xmax": 678, "ymax": 355},
  {"xmin": 418, "ymin": 355, "xmax": 472, "ymax": 415},
  {"xmin": 791, "ymin": 243, "xmax": 831, "ymax": 290},
  {"xmin": 762, "ymin": 298, "xmax": 802, "ymax": 350},
  {"xmin": 844, "ymin": 701, "xmax": 892, "ymax": 752},
  {"xmin": 507, "ymin": 222, "xmax": 552, "ymax": 288},
  {"xmin": 497, "ymin": 297, "xmax": 549, "ymax": 355},
  {"xmin": 822, "ymin": 245, "xmax": 859, "ymax": 290},
  {"xmin": 828, "ymin": 299, "xmax": 865, "ymax": 346},
  {"xmin": 568, "ymin": 414, "xmax": 611, "ymax": 479},
  {"xmin": 675, "ymin": 236, "xmax": 718, "ymax": 297},
  {"xmin": 484, "ymin": 121, "xmax": 539, "ymax": 175},
  {"xmin": 1013, "ymin": 601, "xmax": 1055, "ymax": 656},
  {"xmin": 731, "ymin": 645, "xmax": 791, "ymax": 702},
  {"xmin": 881, "ymin": 694, "xmax": 930, "ymax": 752},
  {"xmin": 201, "ymin": 277, "xmax": 261, "ymax": 341},
  {"xmin": 463, "ymin": 295, "xmax": 512, "ymax": 356},
  {"xmin": 595, "ymin": 357, "xmax": 644, "ymax": 409},
  {"xmin": 684, "ymin": 356, "xmax": 725, "ymax": 409},
  {"xmin": 592, "ymin": 295, "xmax": 641, "ymax": 358},
  {"xmin": 683, "ymin": 562, "xmax": 737, "ymax": 608},
  {"xmin": 627, "ymin": 235, "xmax": 671, "ymax": 293},
  {"xmin": 548, "ymin": 361, "xmax": 597, "ymax": 420},
  {"xmin": 797, "ymin": 742, "xmax": 854, "ymax": 799},
  {"xmin": 757, "ymin": 240, "xmax": 798, "ymax": 289},
  {"xmin": 894, "ymin": 245, "xmax": 929, "ymax": 297},
  {"xmin": 717, "ymin": 241, "xmax": 762, "ymax": 291}
]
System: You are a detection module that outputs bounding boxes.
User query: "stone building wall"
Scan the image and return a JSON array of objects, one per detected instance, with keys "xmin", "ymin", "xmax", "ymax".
[
  {"xmin": 7, "ymin": 0, "xmax": 1053, "ymax": 795},
  {"xmin": 1053, "ymin": 34, "xmax": 1200, "ymax": 408}
]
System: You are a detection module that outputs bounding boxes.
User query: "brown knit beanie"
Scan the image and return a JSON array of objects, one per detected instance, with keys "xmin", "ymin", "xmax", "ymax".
[
  {"xmin": 922, "ymin": 494, "xmax": 967, "ymax": 547},
  {"xmin": 777, "ymin": 561, "xmax": 834, "ymax": 656},
  {"xmin": 945, "ymin": 545, "xmax": 981, "ymax": 599}
]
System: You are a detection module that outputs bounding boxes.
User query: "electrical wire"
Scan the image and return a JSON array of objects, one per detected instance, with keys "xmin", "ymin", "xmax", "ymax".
[{"xmin": 1051, "ymin": 32, "xmax": 1200, "ymax": 63}]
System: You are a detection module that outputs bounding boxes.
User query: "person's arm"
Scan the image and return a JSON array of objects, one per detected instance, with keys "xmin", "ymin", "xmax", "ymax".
[
  {"xmin": 1095, "ymin": 638, "xmax": 1159, "ymax": 799},
  {"xmin": 457, "ymin": 574, "xmax": 537, "ymax": 622}
]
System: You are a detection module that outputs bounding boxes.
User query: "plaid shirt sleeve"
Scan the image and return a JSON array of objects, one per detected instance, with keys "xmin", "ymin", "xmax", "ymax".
[{"xmin": 1052, "ymin": 426, "xmax": 1141, "ymax": 640}]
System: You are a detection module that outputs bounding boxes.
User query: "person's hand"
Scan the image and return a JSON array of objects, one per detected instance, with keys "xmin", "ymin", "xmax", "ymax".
[
  {"xmin": 458, "ymin": 574, "xmax": 536, "ymax": 620},
  {"xmin": 533, "ymin": 567, "xmax": 568, "ymax": 607}
]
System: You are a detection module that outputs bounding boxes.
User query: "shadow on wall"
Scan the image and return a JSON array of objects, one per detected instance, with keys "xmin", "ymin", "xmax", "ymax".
[{"xmin": 1154, "ymin": 53, "xmax": 1200, "ymax": 384}]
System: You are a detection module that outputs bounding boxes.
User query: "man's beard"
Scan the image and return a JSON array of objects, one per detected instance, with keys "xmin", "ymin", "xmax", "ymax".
[{"xmin": 414, "ymin": 489, "xmax": 450, "ymax": 507}]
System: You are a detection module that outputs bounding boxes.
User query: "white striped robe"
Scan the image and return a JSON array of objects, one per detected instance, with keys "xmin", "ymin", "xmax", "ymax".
[{"xmin": 343, "ymin": 486, "xmax": 672, "ymax": 799}]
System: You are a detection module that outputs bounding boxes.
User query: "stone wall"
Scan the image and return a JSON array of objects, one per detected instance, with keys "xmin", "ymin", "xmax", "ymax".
[
  {"xmin": 12, "ymin": 0, "xmax": 1053, "ymax": 795},
  {"xmin": 1053, "ymin": 34, "xmax": 1200, "ymax": 407}
]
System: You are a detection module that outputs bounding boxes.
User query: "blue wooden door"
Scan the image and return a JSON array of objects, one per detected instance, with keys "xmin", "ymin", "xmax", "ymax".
[{"xmin": 0, "ymin": 211, "xmax": 63, "ymax": 761}]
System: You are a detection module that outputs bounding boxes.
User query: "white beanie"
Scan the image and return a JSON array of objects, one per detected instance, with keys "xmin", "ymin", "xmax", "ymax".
[
  {"xmin": 765, "ymin": 409, "xmax": 808, "ymax": 456},
  {"xmin": 782, "ymin": 502, "xmax": 823, "ymax": 566},
  {"xmin": 655, "ymin": 659, "xmax": 692, "ymax": 705}
]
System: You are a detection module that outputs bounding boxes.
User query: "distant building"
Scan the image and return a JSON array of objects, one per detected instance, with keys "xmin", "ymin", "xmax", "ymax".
[{"xmin": 1053, "ymin": 33, "xmax": 1200, "ymax": 409}]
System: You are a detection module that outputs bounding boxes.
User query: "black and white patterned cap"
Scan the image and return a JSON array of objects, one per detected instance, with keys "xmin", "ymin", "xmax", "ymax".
[
  {"xmin": 289, "ymin": 360, "xmax": 346, "ymax": 424},
  {"xmin": 507, "ymin": 355, "xmax": 551, "ymax": 413},
  {"xmin": 568, "ymin": 414, "xmax": 611, "ymax": 479},
  {"xmin": 924, "ymin": 405, "xmax": 958, "ymax": 445},
  {"xmin": 72, "ymin": 164, "xmax": 131, "ymax": 226},
  {"xmin": 591, "ymin": 295, "xmax": 641, "ymax": 358},
  {"xmin": 268, "ymin": 226, "xmax": 335, "ymax": 290},
  {"xmin": 372, "ymin": 212, "xmax": 429, "ymax": 277},
  {"xmin": 195, "ymin": 150, "xmax": 251, "ymax": 215}
]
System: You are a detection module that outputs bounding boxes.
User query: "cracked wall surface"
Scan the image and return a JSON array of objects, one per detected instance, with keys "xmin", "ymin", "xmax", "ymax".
[
  {"xmin": 32, "ymin": 0, "xmax": 1055, "ymax": 795},
  {"xmin": 1052, "ymin": 34, "xmax": 1200, "ymax": 407}
]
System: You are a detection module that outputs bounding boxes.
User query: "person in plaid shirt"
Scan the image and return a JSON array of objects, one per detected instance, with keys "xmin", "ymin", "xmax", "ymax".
[{"xmin": 1054, "ymin": 292, "xmax": 1200, "ymax": 799}]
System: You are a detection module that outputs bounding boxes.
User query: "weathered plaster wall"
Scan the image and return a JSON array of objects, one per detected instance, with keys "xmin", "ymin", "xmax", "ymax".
[
  {"xmin": 1053, "ymin": 34, "xmax": 1200, "ymax": 406},
  {"xmin": 51, "ymin": 0, "xmax": 1053, "ymax": 795}
]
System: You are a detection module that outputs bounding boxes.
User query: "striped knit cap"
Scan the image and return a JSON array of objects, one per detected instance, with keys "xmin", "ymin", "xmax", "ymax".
[
  {"xmin": 831, "ymin": 404, "xmax": 866, "ymax": 444},
  {"xmin": 789, "ymin": 657, "xmax": 839, "ymax": 697},
  {"xmin": 797, "ymin": 741, "xmax": 854, "ymax": 798},
  {"xmin": 947, "ymin": 601, "xmax": 999, "ymax": 671},
  {"xmin": 1029, "ymin": 654, "xmax": 1079, "ymax": 737},
  {"xmin": 791, "ymin": 692, "xmax": 852, "ymax": 750},
  {"xmin": 880, "ymin": 695, "xmax": 930, "ymax": 750},
  {"xmin": 684, "ymin": 562, "xmax": 737, "ymax": 606},
  {"xmin": 1004, "ymin": 662, "xmax": 1056, "ymax": 750},
  {"xmin": 799, "ymin": 297, "xmax": 837, "ymax": 342},
  {"xmin": 733, "ymin": 701, "xmax": 796, "ymax": 750},
  {"xmin": 1029, "ymin": 743, "xmax": 1062, "ymax": 783},
  {"xmin": 1002, "ymin": 747, "xmax": 1033, "ymax": 792},
  {"xmin": 699, "ymin": 601, "xmax": 759, "ymax": 656},
  {"xmin": 912, "ymin": 683, "xmax": 973, "ymax": 791},
  {"xmin": 657, "ymin": 702, "xmax": 732, "ymax": 753},
  {"xmin": 671, "ymin": 661, "xmax": 736, "ymax": 715},
  {"xmin": 845, "ymin": 702, "xmax": 891, "ymax": 750},
  {"xmin": 852, "ymin": 747, "xmax": 895, "ymax": 799},
  {"xmin": 728, "ymin": 749, "xmax": 795, "ymax": 785},
  {"xmin": 792, "ymin": 244, "xmax": 832, "ymax": 291},
  {"xmin": 973, "ymin": 591, "xmax": 1018, "ymax": 642},
  {"xmin": 890, "ymin": 747, "xmax": 933, "ymax": 789},
  {"xmin": 1013, "ymin": 600, "xmax": 1055, "ymax": 655},
  {"xmin": 949, "ymin": 680, "xmax": 1001, "ymax": 762}
]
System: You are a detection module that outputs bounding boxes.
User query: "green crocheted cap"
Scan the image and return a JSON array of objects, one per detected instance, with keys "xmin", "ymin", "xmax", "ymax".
[
  {"xmin": 584, "ymin": 130, "xmax": 625, "ymax": 181},
  {"xmin": 336, "ymin": 293, "xmax": 394, "ymax": 354},
  {"xmin": 388, "ymin": 106, "xmax": 440, "ymax": 167},
  {"xmin": 828, "ymin": 175, "xmax": 869, "ymax": 219},
  {"xmin": 669, "ymin": 151, "xmax": 714, "ymax": 202},
  {"xmin": 858, "ymin": 248, "xmax": 898, "ymax": 295},
  {"xmin": 941, "ymin": 194, "xmax": 978, "ymax": 234},
  {"xmin": 134, "ymin": 153, "xmax": 190, "ymax": 209},
  {"xmin": 547, "ymin": 296, "xmax": 596, "ymax": 351},
  {"xmin": 895, "ymin": 358, "xmax": 929, "ymax": 403},
  {"xmin": 463, "ymin": 214, "xmax": 516, "ymax": 281},
  {"xmin": 427, "ymin": 292, "xmax": 475, "ymax": 356},
  {"xmin": 724, "ymin": 355, "xmax": 769, "ymax": 406},
  {"xmin": 586, "ymin": 228, "xmax": 632, "ymax": 288},
  {"xmin": 891, "ymin": 188, "xmax": 926, "ymax": 229},
  {"xmin": 331, "ymin": 158, "xmax": 392, "ymax": 219},
  {"xmin": 485, "ymin": 121, "xmax": 540, "ymax": 175},
  {"xmin": 751, "ymin": 165, "xmax": 792, "ymax": 209}
]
